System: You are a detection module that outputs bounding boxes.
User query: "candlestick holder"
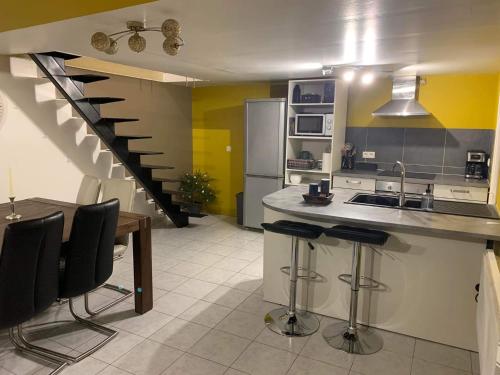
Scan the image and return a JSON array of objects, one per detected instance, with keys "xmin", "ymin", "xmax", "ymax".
[{"xmin": 5, "ymin": 197, "xmax": 22, "ymax": 220}]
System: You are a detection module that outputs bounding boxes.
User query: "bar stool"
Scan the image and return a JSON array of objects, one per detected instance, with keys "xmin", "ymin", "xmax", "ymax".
[
  {"xmin": 322, "ymin": 225, "xmax": 389, "ymax": 354},
  {"xmin": 261, "ymin": 220, "xmax": 324, "ymax": 336}
]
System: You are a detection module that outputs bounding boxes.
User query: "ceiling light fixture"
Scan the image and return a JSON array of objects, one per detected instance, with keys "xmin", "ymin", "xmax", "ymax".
[
  {"xmin": 90, "ymin": 19, "xmax": 184, "ymax": 56},
  {"xmin": 361, "ymin": 72, "xmax": 375, "ymax": 85},
  {"xmin": 343, "ymin": 70, "xmax": 356, "ymax": 82}
]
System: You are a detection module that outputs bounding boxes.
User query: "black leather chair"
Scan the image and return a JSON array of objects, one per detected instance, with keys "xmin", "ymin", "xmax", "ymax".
[
  {"xmin": 18, "ymin": 199, "xmax": 121, "ymax": 363},
  {"xmin": 322, "ymin": 225, "xmax": 389, "ymax": 355},
  {"xmin": 261, "ymin": 220, "xmax": 325, "ymax": 337},
  {"xmin": 0, "ymin": 212, "xmax": 67, "ymax": 374}
]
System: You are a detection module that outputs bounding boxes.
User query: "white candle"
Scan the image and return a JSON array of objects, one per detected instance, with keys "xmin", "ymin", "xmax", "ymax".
[{"xmin": 8, "ymin": 168, "xmax": 14, "ymax": 197}]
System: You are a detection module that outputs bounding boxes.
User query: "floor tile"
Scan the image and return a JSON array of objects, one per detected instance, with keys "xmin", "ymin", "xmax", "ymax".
[
  {"xmin": 204, "ymin": 244, "xmax": 238, "ymax": 257},
  {"xmin": 411, "ymin": 358, "xmax": 472, "ymax": 375},
  {"xmin": 239, "ymin": 259, "xmax": 263, "ymax": 277},
  {"xmin": 149, "ymin": 318, "xmax": 210, "ymax": 351},
  {"xmin": 96, "ymin": 304, "xmax": 173, "ymax": 338},
  {"xmin": 181, "ymin": 241, "xmax": 212, "ymax": 252},
  {"xmin": 214, "ymin": 258, "xmax": 251, "ymax": 272},
  {"xmin": 82, "ymin": 330, "xmax": 144, "ymax": 364},
  {"xmin": 223, "ymin": 369, "xmax": 248, "ymax": 375},
  {"xmin": 470, "ymin": 351, "xmax": 479, "ymax": 374},
  {"xmin": 376, "ymin": 329, "xmax": 416, "ymax": 358},
  {"xmin": 223, "ymin": 273, "xmax": 262, "ymax": 293},
  {"xmin": 414, "ymin": 339, "xmax": 471, "ymax": 371},
  {"xmin": 167, "ymin": 261, "xmax": 208, "ymax": 277},
  {"xmin": 173, "ymin": 279, "xmax": 219, "ymax": 299},
  {"xmin": 235, "ymin": 293, "xmax": 279, "ymax": 317},
  {"xmin": 189, "ymin": 330, "xmax": 251, "ymax": 366},
  {"xmin": 351, "ymin": 349, "xmax": 412, "ymax": 375},
  {"xmin": 162, "ymin": 353, "xmax": 227, "ymax": 375},
  {"xmin": 202, "ymin": 286, "xmax": 251, "ymax": 309},
  {"xmin": 215, "ymin": 310, "xmax": 265, "ymax": 340},
  {"xmin": 113, "ymin": 339, "xmax": 183, "ymax": 375},
  {"xmin": 179, "ymin": 300, "xmax": 232, "ymax": 328},
  {"xmin": 154, "ymin": 272, "xmax": 189, "ymax": 291},
  {"xmin": 228, "ymin": 250, "xmax": 261, "ymax": 262},
  {"xmin": 287, "ymin": 355, "xmax": 349, "ymax": 375},
  {"xmin": 300, "ymin": 331, "xmax": 354, "ymax": 369},
  {"xmin": 98, "ymin": 366, "xmax": 131, "ymax": 375},
  {"xmin": 188, "ymin": 253, "xmax": 226, "ymax": 267},
  {"xmin": 232, "ymin": 342, "xmax": 296, "ymax": 375},
  {"xmin": 194, "ymin": 268, "xmax": 237, "ymax": 284},
  {"xmin": 254, "ymin": 326, "xmax": 309, "ymax": 354},
  {"xmin": 56, "ymin": 357, "xmax": 107, "ymax": 375},
  {"xmin": 154, "ymin": 292, "xmax": 198, "ymax": 316}
]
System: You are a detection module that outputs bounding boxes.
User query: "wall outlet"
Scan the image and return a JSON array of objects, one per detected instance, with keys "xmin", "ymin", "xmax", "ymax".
[{"xmin": 363, "ymin": 151, "xmax": 376, "ymax": 159}]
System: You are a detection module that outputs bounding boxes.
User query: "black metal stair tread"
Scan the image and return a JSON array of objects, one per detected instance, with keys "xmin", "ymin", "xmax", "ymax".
[
  {"xmin": 172, "ymin": 200, "xmax": 207, "ymax": 218},
  {"xmin": 153, "ymin": 177, "xmax": 181, "ymax": 183},
  {"xmin": 96, "ymin": 118, "xmax": 140, "ymax": 124},
  {"xmin": 75, "ymin": 97, "xmax": 125, "ymax": 104},
  {"xmin": 163, "ymin": 189, "xmax": 182, "ymax": 194},
  {"xmin": 115, "ymin": 134, "xmax": 152, "ymax": 139},
  {"xmin": 38, "ymin": 51, "xmax": 80, "ymax": 60},
  {"xmin": 51, "ymin": 74, "xmax": 109, "ymax": 83},
  {"xmin": 141, "ymin": 164, "xmax": 175, "ymax": 170},
  {"xmin": 129, "ymin": 150, "xmax": 164, "ymax": 155}
]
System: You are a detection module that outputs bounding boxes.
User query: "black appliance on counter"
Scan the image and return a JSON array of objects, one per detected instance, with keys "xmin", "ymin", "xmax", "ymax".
[{"xmin": 465, "ymin": 150, "xmax": 489, "ymax": 179}]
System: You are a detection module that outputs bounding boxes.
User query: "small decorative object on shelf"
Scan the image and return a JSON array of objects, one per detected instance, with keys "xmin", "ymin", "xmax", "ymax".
[
  {"xmin": 179, "ymin": 171, "xmax": 216, "ymax": 214},
  {"xmin": 323, "ymin": 81, "xmax": 335, "ymax": 103},
  {"xmin": 302, "ymin": 192, "xmax": 334, "ymax": 205},
  {"xmin": 5, "ymin": 197, "xmax": 22, "ymax": 220},
  {"xmin": 292, "ymin": 84, "xmax": 301, "ymax": 103}
]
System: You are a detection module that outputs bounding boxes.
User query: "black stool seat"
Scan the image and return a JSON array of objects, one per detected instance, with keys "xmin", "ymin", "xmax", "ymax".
[
  {"xmin": 262, "ymin": 220, "xmax": 324, "ymax": 239},
  {"xmin": 324, "ymin": 225, "xmax": 389, "ymax": 246}
]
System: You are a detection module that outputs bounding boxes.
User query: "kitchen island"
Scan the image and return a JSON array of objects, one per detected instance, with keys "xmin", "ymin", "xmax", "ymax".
[{"xmin": 262, "ymin": 185, "xmax": 500, "ymax": 351}]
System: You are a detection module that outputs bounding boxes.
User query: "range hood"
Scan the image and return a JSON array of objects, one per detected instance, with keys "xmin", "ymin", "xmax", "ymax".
[{"xmin": 372, "ymin": 76, "xmax": 430, "ymax": 117}]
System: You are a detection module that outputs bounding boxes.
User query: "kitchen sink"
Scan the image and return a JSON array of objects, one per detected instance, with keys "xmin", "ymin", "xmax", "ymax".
[{"xmin": 347, "ymin": 193, "xmax": 499, "ymax": 219}]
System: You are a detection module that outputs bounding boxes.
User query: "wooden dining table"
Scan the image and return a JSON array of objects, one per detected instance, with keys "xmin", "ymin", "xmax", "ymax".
[{"xmin": 0, "ymin": 197, "xmax": 153, "ymax": 314}]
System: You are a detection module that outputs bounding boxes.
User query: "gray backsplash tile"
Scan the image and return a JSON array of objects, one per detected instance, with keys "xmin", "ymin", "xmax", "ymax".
[
  {"xmin": 444, "ymin": 129, "xmax": 493, "ymax": 167},
  {"xmin": 403, "ymin": 128, "xmax": 445, "ymax": 166},
  {"xmin": 345, "ymin": 126, "xmax": 495, "ymax": 176},
  {"xmin": 345, "ymin": 127, "xmax": 367, "ymax": 152},
  {"xmin": 366, "ymin": 127, "xmax": 404, "ymax": 163}
]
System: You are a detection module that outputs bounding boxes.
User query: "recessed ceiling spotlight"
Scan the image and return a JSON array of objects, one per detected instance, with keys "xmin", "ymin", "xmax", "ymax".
[
  {"xmin": 361, "ymin": 72, "xmax": 375, "ymax": 85},
  {"xmin": 343, "ymin": 70, "xmax": 355, "ymax": 82}
]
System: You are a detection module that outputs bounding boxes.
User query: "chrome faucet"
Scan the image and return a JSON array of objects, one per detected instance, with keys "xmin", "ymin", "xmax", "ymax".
[{"xmin": 392, "ymin": 161, "xmax": 406, "ymax": 207}]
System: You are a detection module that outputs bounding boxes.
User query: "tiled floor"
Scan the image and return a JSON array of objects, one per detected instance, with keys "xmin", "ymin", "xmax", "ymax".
[{"xmin": 0, "ymin": 215, "xmax": 480, "ymax": 375}]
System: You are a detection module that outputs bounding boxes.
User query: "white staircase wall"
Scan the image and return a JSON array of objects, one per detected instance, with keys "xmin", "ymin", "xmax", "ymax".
[{"xmin": 2, "ymin": 55, "xmax": 159, "ymax": 217}]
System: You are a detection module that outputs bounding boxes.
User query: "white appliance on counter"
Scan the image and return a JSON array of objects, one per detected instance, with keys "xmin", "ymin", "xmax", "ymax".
[{"xmin": 243, "ymin": 98, "xmax": 286, "ymax": 229}]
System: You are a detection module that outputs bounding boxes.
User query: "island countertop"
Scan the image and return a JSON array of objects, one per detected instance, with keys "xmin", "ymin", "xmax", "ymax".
[{"xmin": 262, "ymin": 186, "xmax": 500, "ymax": 241}]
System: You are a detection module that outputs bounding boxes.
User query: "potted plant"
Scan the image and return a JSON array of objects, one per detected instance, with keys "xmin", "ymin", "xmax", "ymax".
[{"xmin": 179, "ymin": 171, "xmax": 216, "ymax": 214}]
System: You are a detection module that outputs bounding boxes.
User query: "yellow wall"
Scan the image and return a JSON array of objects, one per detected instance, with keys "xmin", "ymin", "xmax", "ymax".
[
  {"xmin": 1, "ymin": 1, "xmax": 155, "ymax": 32},
  {"xmin": 192, "ymin": 84, "xmax": 270, "ymax": 216},
  {"xmin": 348, "ymin": 74, "xmax": 499, "ymax": 129}
]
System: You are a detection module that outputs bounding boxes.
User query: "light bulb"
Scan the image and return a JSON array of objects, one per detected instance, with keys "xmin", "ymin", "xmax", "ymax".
[
  {"xmin": 343, "ymin": 70, "xmax": 355, "ymax": 82},
  {"xmin": 361, "ymin": 72, "xmax": 375, "ymax": 85},
  {"xmin": 91, "ymin": 32, "xmax": 110, "ymax": 51},
  {"xmin": 128, "ymin": 32, "xmax": 146, "ymax": 53}
]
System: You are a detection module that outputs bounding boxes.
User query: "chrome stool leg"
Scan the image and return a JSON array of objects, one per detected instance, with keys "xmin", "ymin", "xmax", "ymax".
[
  {"xmin": 265, "ymin": 236, "xmax": 320, "ymax": 337},
  {"xmin": 322, "ymin": 241, "xmax": 383, "ymax": 354}
]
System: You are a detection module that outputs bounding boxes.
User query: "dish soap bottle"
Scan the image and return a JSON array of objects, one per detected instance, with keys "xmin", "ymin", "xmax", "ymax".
[{"xmin": 421, "ymin": 184, "xmax": 434, "ymax": 210}]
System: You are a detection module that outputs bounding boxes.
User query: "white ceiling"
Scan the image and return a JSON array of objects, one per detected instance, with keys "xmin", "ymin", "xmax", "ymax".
[{"xmin": 1, "ymin": 0, "xmax": 499, "ymax": 82}]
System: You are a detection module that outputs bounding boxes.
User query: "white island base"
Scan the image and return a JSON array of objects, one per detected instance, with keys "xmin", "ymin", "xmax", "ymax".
[{"xmin": 263, "ymin": 207, "xmax": 484, "ymax": 351}]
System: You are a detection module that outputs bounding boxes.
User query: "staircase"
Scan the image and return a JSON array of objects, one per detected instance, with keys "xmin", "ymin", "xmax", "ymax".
[{"xmin": 28, "ymin": 51, "xmax": 193, "ymax": 227}]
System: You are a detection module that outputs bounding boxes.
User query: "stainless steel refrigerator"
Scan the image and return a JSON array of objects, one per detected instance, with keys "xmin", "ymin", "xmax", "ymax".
[{"xmin": 243, "ymin": 98, "xmax": 286, "ymax": 229}]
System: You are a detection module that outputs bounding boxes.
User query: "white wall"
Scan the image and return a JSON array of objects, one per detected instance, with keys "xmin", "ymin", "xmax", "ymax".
[{"xmin": 0, "ymin": 55, "xmax": 90, "ymax": 204}]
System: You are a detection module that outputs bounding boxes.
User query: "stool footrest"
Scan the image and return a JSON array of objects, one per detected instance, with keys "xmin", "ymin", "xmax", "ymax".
[
  {"xmin": 338, "ymin": 274, "xmax": 380, "ymax": 289},
  {"xmin": 280, "ymin": 266, "xmax": 319, "ymax": 281}
]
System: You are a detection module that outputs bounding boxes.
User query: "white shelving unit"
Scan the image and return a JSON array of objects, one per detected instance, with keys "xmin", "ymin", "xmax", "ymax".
[{"xmin": 285, "ymin": 78, "xmax": 348, "ymax": 187}]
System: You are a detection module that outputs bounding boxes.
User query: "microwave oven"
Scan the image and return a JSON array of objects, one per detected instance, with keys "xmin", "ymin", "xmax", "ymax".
[{"xmin": 295, "ymin": 114, "xmax": 333, "ymax": 136}]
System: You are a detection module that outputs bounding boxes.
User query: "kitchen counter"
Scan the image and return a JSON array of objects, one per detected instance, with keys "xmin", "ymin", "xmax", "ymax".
[
  {"xmin": 262, "ymin": 185, "xmax": 500, "ymax": 241},
  {"xmin": 332, "ymin": 169, "xmax": 490, "ymax": 188}
]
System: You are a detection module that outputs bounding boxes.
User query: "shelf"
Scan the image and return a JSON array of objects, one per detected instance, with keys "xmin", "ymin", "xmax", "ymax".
[
  {"xmin": 286, "ymin": 168, "xmax": 330, "ymax": 174},
  {"xmin": 288, "ymin": 136, "xmax": 332, "ymax": 140},
  {"xmin": 290, "ymin": 103, "xmax": 334, "ymax": 107}
]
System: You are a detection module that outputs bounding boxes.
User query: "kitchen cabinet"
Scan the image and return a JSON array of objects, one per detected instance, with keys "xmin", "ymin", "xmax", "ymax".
[
  {"xmin": 476, "ymin": 248, "xmax": 500, "ymax": 375},
  {"xmin": 434, "ymin": 184, "xmax": 488, "ymax": 203},
  {"xmin": 332, "ymin": 176, "xmax": 376, "ymax": 191}
]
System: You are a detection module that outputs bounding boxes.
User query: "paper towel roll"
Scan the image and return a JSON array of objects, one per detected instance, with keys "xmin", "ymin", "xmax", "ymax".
[{"xmin": 322, "ymin": 153, "xmax": 331, "ymax": 173}]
